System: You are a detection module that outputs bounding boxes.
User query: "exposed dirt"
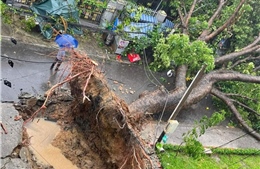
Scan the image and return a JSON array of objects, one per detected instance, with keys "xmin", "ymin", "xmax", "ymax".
[
  {"xmin": 1, "ymin": 17, "xmax": 109, "ymax": 168},
  {"xmin": 2, "ymin": 17, "xmax": 159, "ymax": 168}
]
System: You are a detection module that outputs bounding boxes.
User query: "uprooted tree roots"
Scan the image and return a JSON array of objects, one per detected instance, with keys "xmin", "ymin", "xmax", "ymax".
[{"xmin": 24, "ymin": 49, "xmax": 159, "ymax": 168}]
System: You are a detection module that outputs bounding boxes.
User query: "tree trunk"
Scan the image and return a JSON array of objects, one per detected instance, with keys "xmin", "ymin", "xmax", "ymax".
[{"xmin": 68, "ymin": 52, "xmax": 157, "ymax": 168}]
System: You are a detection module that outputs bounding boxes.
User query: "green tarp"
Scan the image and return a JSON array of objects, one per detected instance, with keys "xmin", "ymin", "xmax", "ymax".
[{"xmin": 31, "ymin": 0, "xmax": 82, "ymax": 39}]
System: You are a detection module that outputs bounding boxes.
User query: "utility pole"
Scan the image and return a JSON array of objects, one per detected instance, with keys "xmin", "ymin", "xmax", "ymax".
[{"xmin": 156, "ymin": 65, "xmax": 207, "ymax": 145}]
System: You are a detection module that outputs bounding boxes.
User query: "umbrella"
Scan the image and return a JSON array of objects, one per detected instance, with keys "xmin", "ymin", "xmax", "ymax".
[{"xmin": 55, "ymin": 34, "xmax": 78, "ymax": 48}]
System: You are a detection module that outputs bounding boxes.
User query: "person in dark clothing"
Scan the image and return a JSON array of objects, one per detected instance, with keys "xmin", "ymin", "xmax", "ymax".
[{"xmin": 50, "ymin": 48, "xmax": 66, "ymax": 71}]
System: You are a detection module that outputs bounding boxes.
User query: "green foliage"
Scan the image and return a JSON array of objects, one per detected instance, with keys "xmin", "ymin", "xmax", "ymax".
[
  {"xmin": 216, "ymin": 62, "xmax": 260, "ymax": 132},
  {"xmin": 151, "ymin": 33, "xmax": 214, "ymax": 72},
  {"xmin": 157, "ymin": 144, "xmax": 260, "ymax": 169},
  {"xmin": 168, "ymin": 0, "xmax": 260, "ymax": 52},
  {"xmin": 162, "ymin": 144, "xmax": 260, "ymax": 156},
  {"xmin": 21, "ymin": 16, "xmax": 37, "ymax": 32},
  {"xmin": 188, "ymin": 17, "xmax": 208, "ymax": 41},
  {"xmin": 82, "ymin": 0, "xmax": 107, "ymax": 9},
  {"xmin": 122, "ymin": 25, "xmax": 164, "ymax": 55},
  {"xmin": 183, "ymin": 137, "xmax": 205, "ymax": 159},
  {"xmin": 212, "ymin": 148, "xmax": 260, "ymax": 155},
  {"xmin": 182, "ymin": 111, "xmax": 226, "ymax": 159},
  {"xmin": 0, "ymin": 1, "xmax": 12, "ymax": 24}
]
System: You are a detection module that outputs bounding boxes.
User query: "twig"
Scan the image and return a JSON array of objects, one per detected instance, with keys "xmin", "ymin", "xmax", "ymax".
[
  {"xmin": 133, "ymin": 147, "xmax": 142, "ymax": 169},
  {"xmin": 119, "ymin": 157, "xmax": 128, "ymax": 169},
  {"xmin": 139, "ymin": 145, "xmax": 154, "ymax": 169},
  {"xmin": 204, "ymin": 0, "xmax": 246, "ymax": 42},
  {"xmin": 113, "ymin": 117, "xmax": 126, "ymax": 129},
  {"xmin": 96, "ymin": 106, "xmax": 105, "ymax": 127},
  {"xmin": 184, "ymin": 0, "xmax": 197, "ymax": 27},
  {"xmin": 82, "ymin": 65, "xmax": 94, "ymax": 103},
  {"xmin": 254, "ymin": 65, "xmax": 260, "ymax": 72},
  {"xmin": 225, "ymin": 93, "xmax": 258, "ymax": 103},
  {"xmin": 230, "ymin": 55, "xmax": 260, "ymax": 69},
  {"xmin": 232, "ymin": 100, "xmax": 260, "ymax": 116}
]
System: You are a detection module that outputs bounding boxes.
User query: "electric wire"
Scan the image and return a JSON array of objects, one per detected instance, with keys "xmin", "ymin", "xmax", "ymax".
[
  {"xmin": 142, "ymin": 49, "xmax": 170, "ymax": 146},
  {"xmin": 228, "ymin": 149, "xmax": 260, "ymax": 167},
  {"xmin": 205, "ymin": 129, "xmax": 258, "ymax": 152},
  {"xmin": 175, "ymin": 128, "xmax": 259, "ymax": 155},
  {"xmin": 142, "ymin": 51, "xmax": 159, "ymax": 87},
  {"xmin": 1, "ymin": 53, "xmax": 112, "ymax": 64},
  {"xmin": 2, "ymin": 68, "xmax": 50, "ymax": 82},
  {"xmin": 173, "ymin": 128, "xmax": 259, "ymax": 168}
]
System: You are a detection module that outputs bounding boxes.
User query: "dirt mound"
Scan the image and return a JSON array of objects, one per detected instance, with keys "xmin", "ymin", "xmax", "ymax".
[{"xmin": 14, "ymin": 47, "xmax": 159, "ymax": 168}]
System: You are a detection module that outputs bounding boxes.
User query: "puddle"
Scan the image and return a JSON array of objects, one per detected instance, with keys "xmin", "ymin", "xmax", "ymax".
[{"xmin": 25, "ymin": 118, "xmax": 78, "ymax": 169}]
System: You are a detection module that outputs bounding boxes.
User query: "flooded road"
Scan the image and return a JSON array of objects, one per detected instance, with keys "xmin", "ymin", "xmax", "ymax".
[{"xmin": 25, "ymin": 118, "xmax": 78, "ymax": 169}]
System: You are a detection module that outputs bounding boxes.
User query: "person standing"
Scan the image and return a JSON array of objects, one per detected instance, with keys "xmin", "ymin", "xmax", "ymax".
[{"xmin": 50, "ymin": 47, "xmax": 66, "ymax": 71}]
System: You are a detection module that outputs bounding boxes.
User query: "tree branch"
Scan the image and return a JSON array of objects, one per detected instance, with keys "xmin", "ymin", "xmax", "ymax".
[
  {"xmin": 215, "ymin": 45, "xmax": 260, "ymax": 65},
  {"xmin": 232, "ymin": 100, "xmax": 260, "ymax": 116},
  {"xmin": 230, "ymin": 55, "xmax": 260, "ymax": 69},
  {"xmin": 184, "ymin": 0, "xmax": 198, "ymax": 27},
  {"xmin": 254, "ymin": 65, "xmax": 260, "ymax": 72},
  {"xmin": 177, "ymin": 8, "xmax": 186, "ymax": 28},
  {"xmin": 241, "ymin": 33, "xmax": 260, "ymax": 51},
  {"xmin": 199, "ymin": 0, "xmax": 226, "ymax": 40},
  {"xmin": 181, "ymin": 0, "xmax": 187, "ymax": 16},
  {"xmin": 175, "ymin": 65, "xmax": 188, "ymax": 88},
  {"xmin": 211, "ymin": 88, "xmax": 260, "ymax": 141},
  {"xmin": 208, "ymin": 69, "xmax": 260, "ymax": 83},
  {"xmin": 204, "ymin": 0, "xmax": 246, "ymax": 42},
  {"xmin": 226, "ymin": 93, "xmax": 258, "ymax": 103},
  {"xmin": 184, "ymin": 69, "xmax": 260, "ymax": 109},
  {"xmin": 208, "ymin": 0, "xmax": 226, "ymax": 27}
]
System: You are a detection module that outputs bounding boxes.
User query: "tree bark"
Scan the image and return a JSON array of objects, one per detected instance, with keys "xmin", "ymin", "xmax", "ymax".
[
  {"xmin": 241, "ymin": 33, "xmax": 260, "ymax": 51},
  {"xmin": 184, "ymin": 0, "xmax": 198, "ymax": 27},
  {"xmin": 215, "ymin": 45, "xmax": 260, "ymax": 65},
  {"xmin": 203, "ymin": 0, "xmax": 246, "ymax": 42},
  {"xmin": 130, "ymin": 69, "xmax": 260, "ymax": 117},
  {"xmin": 175, "ymin": 65, "xmax": 188, "ymax": 88},
  {"xmin": 199, "ymin": 0, "xmax": 226, "ymax": 40},
  {"xmin": 211, "ymin": 88, "xmax": 260, "ymax": 140}
]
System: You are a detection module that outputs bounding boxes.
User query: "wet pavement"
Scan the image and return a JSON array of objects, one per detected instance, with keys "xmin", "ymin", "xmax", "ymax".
[
  {"xmin": 1, "ymin": 39, "xmax": 68, "ymax": 102},
  {"xmin": 1, "ymin": 38, "xmax": 260, "ymax": 151}
]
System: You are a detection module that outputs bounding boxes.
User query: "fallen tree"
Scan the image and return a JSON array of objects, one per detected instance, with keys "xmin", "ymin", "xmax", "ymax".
[
  {"xmin": 68, "ymin": 51, "xmax": 157, "ymax": 168},
  {"xmin": 23, "ymin": 50, "xmax": 158, "ymax": 168},
  {"xmin": 18, "ymin": 0, "xmax": 260, "ymax": 168},
  {"xmin": 129, "ymin": 0, "xmax": 260, "ymax": 140}
]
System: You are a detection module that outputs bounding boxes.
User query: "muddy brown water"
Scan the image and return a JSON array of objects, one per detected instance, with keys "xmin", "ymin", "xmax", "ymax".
[{"xmin": 25, "ymin": 118, "xmax": 78, "ymax": 169}]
